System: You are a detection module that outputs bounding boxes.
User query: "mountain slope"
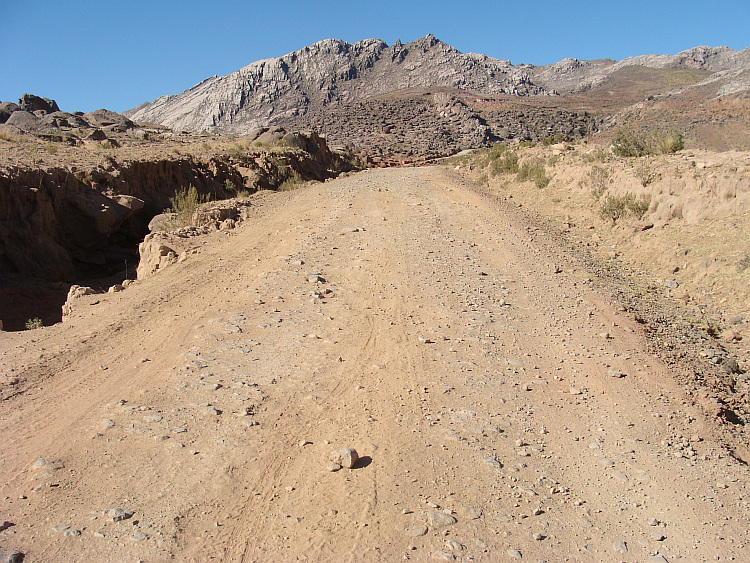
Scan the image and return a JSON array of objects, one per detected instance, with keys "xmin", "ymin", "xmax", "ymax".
[
  {"xmin": 126, "ymin": 35, "xmax": 750, "ymax": 137},
  {"xmin": 124, "ymin": 35, "xmax": 549, "ymax": 134}
]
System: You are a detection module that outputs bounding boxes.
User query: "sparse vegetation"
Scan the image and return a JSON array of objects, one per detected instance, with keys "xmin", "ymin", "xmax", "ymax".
[
  {"xmin": 25, "ymin": 317, "xmax": 43, "ymax": 330},
  {"xmin": 101, "ymin": 140, "xmax": 114, "ymax": 149},
  {"xmin": 588, "ymin": 166, "xmax": 610, "ymax": 200},
  {"xmin": 738, "ymin": 253, "xmax": 750, "ymax": 272},
  {"xmin": 542, "ymin": 133, "xmax": 566, "ymax": 146},
  {"xmin": 167, "ymin": 185, "xmax": 209, "ymax": 226},
  {"xmin": 599, "ymin": 193, "xmax": 650, "ymax": 221},
  {"xmin": 487, "ymin": 144, "xmax": 519, "ymax": 176},
  {"xmin": 517, "ymin": 157, "xmax": 551, "ymax": 188},
  {"xmin": 581, "ymin": 146, "xmax": 611, "ymax": 163},
  {"xmin": 45, "ymin": 145, "xmax": 57, "ymax": 155},
  {"xmin": 278, "ymin": 169, "xmax": 305, "ymax": 191},
  {"xmin": 635, "ymin": 160, "xmax": 655, "ymax": 187},
  {"xmin": 611, "ymin": 130, "xmax": 684, "ymax": 157},
  {"xmin": 224, "ymin": 179, "xmax": 251, "ymax": 199},
  {"xmin": 0, "ymin": 129, "xmax": 15, "ymax": 141}
]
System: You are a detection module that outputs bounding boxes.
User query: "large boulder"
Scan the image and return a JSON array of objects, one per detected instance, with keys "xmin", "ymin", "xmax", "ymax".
[
  {"xmin": 42, "ymin": 111, "xmax": 90, "ymax": 129},
  {"xmin": 83, "ymin": 109, "xmax": 135, "ymax": 131},
  {"xmin": 18, "ymin": 94, "xmax": 59, "ymax": 114},
  {"xmin": 0, "ymin": 102, "xmax": 19, "ymax": 124},
  {"xmin": 4, "ymin": 111, "xmax": 59, "ymax": 135}
]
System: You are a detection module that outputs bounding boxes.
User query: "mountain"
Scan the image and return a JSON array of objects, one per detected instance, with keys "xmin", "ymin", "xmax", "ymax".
[
  {"xmin": 125, "ymin": 35, "xmax": 750, "ymax": 136},
  {"xmin": 124, "ymin": 35, "xmax": 547, "ymax": 133}
]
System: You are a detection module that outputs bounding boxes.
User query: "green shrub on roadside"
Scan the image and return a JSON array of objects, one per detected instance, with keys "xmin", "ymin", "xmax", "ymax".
[
  {"xmin": 168, "ymin": 185, "xmax": 209, "ymax": 226},
  {"xmin": 517, "ymin": 157, "xmax": 551, "ymax": 188},
  {"xmin": 612, "ymin": 130, "xmax": 684, "ymax": 157},
  {"xmin": 588, "ymin": 166, "xmax": 610, "ymax": 200},
  {"xmin": 25, "ymin": 317, "xmax": 43, "ymax": 330},
  {"xmin": 489, "ymin": 150, "xmax": 519, "ymax": 176},
  {"xmin": 542, "ymin": 133, "xmax": 566, "ymax": 146},
  {"xmin": 599, "ymin": 193, "xmax": 650, "ymax": 221}
]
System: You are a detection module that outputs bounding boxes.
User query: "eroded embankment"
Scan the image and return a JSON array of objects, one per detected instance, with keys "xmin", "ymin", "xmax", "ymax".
[{"xmin": 0, "ymin": 133, "xmax": 358, "ymax": 330}]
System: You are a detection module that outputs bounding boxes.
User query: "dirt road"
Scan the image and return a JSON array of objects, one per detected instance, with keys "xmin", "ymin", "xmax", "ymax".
[{"xmin": 1, "ymin": 167, "xmax": 748, "ymax": 561}]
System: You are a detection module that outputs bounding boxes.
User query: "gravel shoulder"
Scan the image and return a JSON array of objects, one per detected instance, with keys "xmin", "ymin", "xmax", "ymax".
[{"xmin": 1, "ymin": 166, "xmax": 748, "ymax": 561}]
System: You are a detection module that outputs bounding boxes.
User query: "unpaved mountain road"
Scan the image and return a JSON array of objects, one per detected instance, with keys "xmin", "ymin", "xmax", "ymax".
[{"xmin": 1, "ymin": 166, "xmax": 748, "ymax": 562}]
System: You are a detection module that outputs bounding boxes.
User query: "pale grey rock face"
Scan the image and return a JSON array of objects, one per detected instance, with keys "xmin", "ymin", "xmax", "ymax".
[
  {"xmin": 126, "ymin": 36, "xmax": 750, "ymax": 135},
  {"xmin": 126, "ymin": 35, "xmax": 549, "ymax": 134}
]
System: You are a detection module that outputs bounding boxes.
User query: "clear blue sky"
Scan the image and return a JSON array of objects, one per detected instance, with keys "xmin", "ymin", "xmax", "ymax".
[{"xmin": 2, "ymin": 0, "xmax": 748, "ymax": 113}]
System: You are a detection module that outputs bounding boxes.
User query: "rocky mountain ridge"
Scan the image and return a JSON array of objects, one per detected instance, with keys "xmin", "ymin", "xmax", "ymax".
[{"xmin": 126, "ymin": 35, "xmax": 750, "ymax": 135}]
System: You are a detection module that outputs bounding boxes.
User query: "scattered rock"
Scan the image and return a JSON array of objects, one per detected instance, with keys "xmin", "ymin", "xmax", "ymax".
[
  {"xmin": 104, "ymin": 508, "xmax": 134, "ymax": 522},
  {"xmin": 506, "ymin": 548, "xmax": 522, "ymax": 559},
  {"xmin": 613, "ymin": 540, "xmax": 628, "ymax": 553},
  {"xmin": 409, "ymin": 524, "xmax": 428, "ymax": 537},
  {"xmin": 425, "ymin": 511, "xmax": 457, "ymax": 527},
  {"xmin": 0, "ymin": 551, "xmax": 23, "ymax": 563},
  {"xmin": 328, "ymin": 447, "xmax": 359, "ymax": 470}
]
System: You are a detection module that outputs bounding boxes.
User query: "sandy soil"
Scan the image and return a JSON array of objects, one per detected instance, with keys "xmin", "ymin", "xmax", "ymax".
[{"xmin": 1, "ymin": 167, "xmax": 749, "ymax": 562}]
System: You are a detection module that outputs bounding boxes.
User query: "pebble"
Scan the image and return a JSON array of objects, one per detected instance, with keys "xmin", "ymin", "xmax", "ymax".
[
  {"xmin": 328, "ymin": 447, "xmax": 359, "ymax": 470},
  {"xmin": 647, "ymin": 518, "xmax": 660, "ymax": 526},
  {"xmin": 650, "ymin": 556, "xmax": 668, "ymax": 563},
  {"xmin": 608, "ymin": 369, "xmax": 625, "ymax": 378},
  {"xmin": 457, "ymin": 506, "xmax": 482, "ymax": 520},
  {"xmin": 102, "ymin": 419, "xmax": 115, "ymax": 429},
  {"xmin": 131, "ymin": 532, "xmax": 148, "ymax": 541},
  {"xmin": 532, "ymin": 532, "xmax": 544, "ymax": 541},
  {"xmin": 651, "ymin": 532, "xmax": 666, "ymax": 541},
  {"xmin": 144, "ymin": 414, "xmax": 163, "ymax": 423},
  {"xmin": 205, "ymin": 406, "xmax": 221, "ymax": 415},
  {"xmin": 425, "ymin": 511, "xmax": 457, "ymax": 527},
  {"xmin": 432, "ymin": 551, "xmax": 455, "ymax": 561},
  {"xmin": 444, "ymin": 539, "xmax": 463, "ymax": 551},
  {"xmin": 506, "ymin": 548, "xmax": 522, "ymax": 559},
  {"xmin": 104, "ymin": 508, "xmax": 133, "ymax": 522},
  {"xmin": 570, "ymin": 387, "xmax": 582, "ymax": 395},
  {"xmin": 613, "ymin": 540, "xmax": 628, "ymax": 553},
  {"xmin": 409, "ymin": 524, "xmax": 428, "ymax": 537}
]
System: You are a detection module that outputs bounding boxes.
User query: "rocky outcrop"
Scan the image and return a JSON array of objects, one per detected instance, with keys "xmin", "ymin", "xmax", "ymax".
[
  {"xmin": 0, "ymin": 94, "xmax": 143, "ymax": 143},
  {"xmin": 126, "ymin": 37, "xmax": 750, "ymax": 138},
  {"xmin": 125, "ymin": 35, "xmax": 550, "ymax": 134},
  {"xmin": 0, "ymin": 131, "xmax": 355, "ymax": 282}
]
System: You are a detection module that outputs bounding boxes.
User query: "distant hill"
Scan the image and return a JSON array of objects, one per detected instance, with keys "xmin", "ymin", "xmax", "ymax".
[{"xmin": 125, "ymin": 35, "xmax": 750, "ymax": 134}]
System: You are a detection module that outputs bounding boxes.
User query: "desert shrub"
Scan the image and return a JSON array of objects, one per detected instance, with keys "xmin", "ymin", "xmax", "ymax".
[
  {"xmin": 542, "ymin": 133, "xmax": 566, "ymax": 146},
  {"xmin": 517, "ymin": 157, "xmax": 551, "ymax": 188},
  {"xmin": 25, "ymin": 317, "xmax": 43, "ymax": 330},
  {"xmin": 612, "ymin": 130, "xmax": 684, "ymax": 157},
  {"xmin": 101, "ymin": 140, "xmax": 113, "ymax": 149},
  {"xmin": 278, "ymin": 169, "xmax": 305, "ymax": 191},
  {"xmin": 489, "ymin": 150, "xmax": 519, "ymax": 176},
  {"xmin": 635, "ymin": 160, "xmax": 654, "ymax": 186},
  {"xmin": 518, "ymin": 140, "xmax": 535, "ymax": 148},
  {"xmin": 45, "ymin": 145, "xmax": 57, "ymax": 155},
  {"xmin": 168, "ymin": 185, "xmax": 209, "ymax": 226},
  {"xmin": 737, "ymin": 253, "xmax": 750, "ymax": 272},
  {"xmin": 588, "ymin": 166, "xmax": 610, "ymax": 200},
  {"xmin": 652, "ymin": 131, "xmax": 684, "ymax": 155},
  {"xmin": 224, "ymin": 179, "xmax": 250, "ymax": 199},
  {"xmin": 581, "ymin": 146, "xmax": 611, "ymax": 163},
  {"xmin": 0, "ymin": 129, "xmax": 15, "ymax": 141},
  {"xmin": 227, "ymin": 141, "xmax": 252, "ymax": 158},
  {"xmin": 612, "ymin": 131, "xmax": 648, "ymax": 157},
  {"xmin": 599, "ymin": 193, "xmax": 650, "ymax": 221}
]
